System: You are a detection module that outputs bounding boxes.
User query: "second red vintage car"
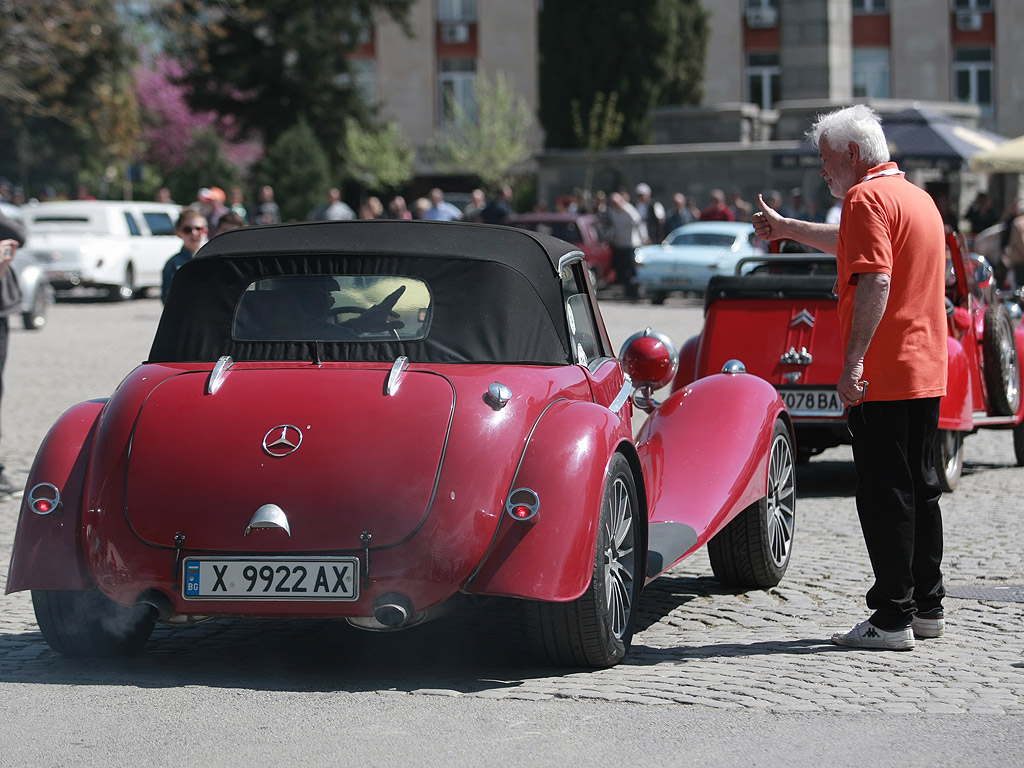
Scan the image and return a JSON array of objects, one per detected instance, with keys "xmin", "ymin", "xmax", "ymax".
[
  {"xmin": 675, "ymin": 233, "xmax": 1024, "ymax": 490},
  {"xmin": 7, "ymin": 220, "xmax": 794, "ymax": 668}
]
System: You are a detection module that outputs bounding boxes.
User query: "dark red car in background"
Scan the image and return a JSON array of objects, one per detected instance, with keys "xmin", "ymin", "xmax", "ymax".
[{"xmin": 508, "ymin": 213, "xmax": 614, "ymax": 288}]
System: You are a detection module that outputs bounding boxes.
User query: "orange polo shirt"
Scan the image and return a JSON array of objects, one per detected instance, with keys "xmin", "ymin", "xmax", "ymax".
[{"xmin": 836, "ymin": 163, "xmax": 947, "ymax": 401}]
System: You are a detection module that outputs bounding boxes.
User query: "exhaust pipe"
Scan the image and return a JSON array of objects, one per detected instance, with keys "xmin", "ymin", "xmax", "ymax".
[
  {"xmin": 373, "ymin": 593, "xmax": 413, "ymax": 627},
  {"xmin": 136, "ymin": 590, "xmax": 173, "ymax": 620}
]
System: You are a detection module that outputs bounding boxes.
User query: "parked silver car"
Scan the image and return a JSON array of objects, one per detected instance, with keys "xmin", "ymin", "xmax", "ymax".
[
  {"xmin": 633, "ymin": 221, "xmax": 766, "ymax": 304},
  {"xmin": 20, "ymin": 200, "xmax": 182, "ymax": 300},
  {"xmin": 0, "ymin": 201, "xmax": 53, "ymax": 330}
]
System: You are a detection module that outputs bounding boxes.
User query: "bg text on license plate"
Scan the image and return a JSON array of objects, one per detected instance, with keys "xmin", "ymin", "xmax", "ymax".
[
  {"xmin": 182, "ymin": 557, "xmax": 359, "ymax": 600},
  {"xmin": 778, "ymin": 388, "xmax": 844, "ymax": 416}
]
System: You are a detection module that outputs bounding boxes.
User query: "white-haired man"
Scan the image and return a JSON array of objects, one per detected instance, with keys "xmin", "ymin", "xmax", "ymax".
[{"xmin": 753, "ymin": 105, "xmax": 947, "ymax": 651}]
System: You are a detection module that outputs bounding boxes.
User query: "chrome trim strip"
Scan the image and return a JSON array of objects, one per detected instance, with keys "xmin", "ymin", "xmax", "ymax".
[
  {"xmin": 556, "ymin": 250, "xmax": 586, "ymax": 273},
  {"xmin": 609, "ymin": 374, "xmax": 632, "ymax": 413},
  {"xmin": 207, "ymin": 355, "xmax": 233, "ymax": 395},
  {"xmin": 386, "ymin": 356, "xmax": 410, "ymax": 396}
]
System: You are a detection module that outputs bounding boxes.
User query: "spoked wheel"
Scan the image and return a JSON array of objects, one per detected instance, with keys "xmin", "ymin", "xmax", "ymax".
[
  {"xmin": 708, "ymin": 419, "xmax": 796, "ymax": 588},
  {"xmin": 32, "ymin": 589, "xmax": 155, "ymax": 656},
  {"xmin": 982, "ymin": 302, "xmax": 1021, "ymax": 416},
  {"xmin": 934, "ymin": 429, "xmax": 964, "ymax": 492},
  {"xmin": 526, "ymin": 453, "xmax": 641, "ymax": 668}
]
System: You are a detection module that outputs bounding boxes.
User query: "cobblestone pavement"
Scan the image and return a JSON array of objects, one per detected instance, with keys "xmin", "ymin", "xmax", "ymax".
[{"xmin": 1, "ymin": 297, "xmax": 1022, "ymax": 717}]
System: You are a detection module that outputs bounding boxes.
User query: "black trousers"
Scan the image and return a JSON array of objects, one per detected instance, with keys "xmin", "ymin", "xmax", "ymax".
[
  {"xmin": 846, "ymin": 397, "xmax": 944, "ymax": 630},
  {"xmin": 611, "ymin": 246, "xmax": 638, "ymax": 299},
  {"xmin": 0, "ymin": 316, "xmax": 7, "ymax": 473}
]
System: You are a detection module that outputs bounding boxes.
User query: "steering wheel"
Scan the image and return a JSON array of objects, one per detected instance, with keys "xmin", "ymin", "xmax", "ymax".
[{"xmin": 333, "ymin": 286, "xmax": 407, "ymax": 334}]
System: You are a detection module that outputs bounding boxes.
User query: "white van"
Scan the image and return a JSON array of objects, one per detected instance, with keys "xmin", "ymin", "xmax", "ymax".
[{"xmin": 22, "ymin": 200, "xmax": 183, "ymax": 300}]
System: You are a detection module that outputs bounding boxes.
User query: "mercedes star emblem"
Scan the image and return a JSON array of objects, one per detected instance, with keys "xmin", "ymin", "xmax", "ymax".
[{"xmin": 262, "ymin": 425, "xmax": 303, "ymax": 457}]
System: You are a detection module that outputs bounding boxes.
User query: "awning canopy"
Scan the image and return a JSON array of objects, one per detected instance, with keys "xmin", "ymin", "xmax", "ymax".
[
  {"xmin": 969, "ymin": 134, "xmax": 1024, "ymax": 174},
  {"xmin": 774, "ymin": 107, "xmax": 1008, "ymax": 173}
]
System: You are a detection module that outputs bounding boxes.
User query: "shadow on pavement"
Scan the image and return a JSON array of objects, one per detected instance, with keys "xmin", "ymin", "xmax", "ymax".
[
  {"xmin": 794, "ymin": 459, "xmax": 858, "ymax": 498},
  {"xmin": 0, "ymin": 605, "xmax": 558, "ymax": 693},
  {"xmin": 635, "ymin": 574, "xmax": 736, "ymax": 633},
  {"xmin": 0, "ymin": 581, "xmax": 716, "ymax": 692},
  {"xmin": 627, "ymin": 637, "xmax": 842, "ymax": 663}
]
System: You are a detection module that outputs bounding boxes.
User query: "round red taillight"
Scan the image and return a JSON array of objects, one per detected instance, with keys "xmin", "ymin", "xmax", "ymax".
[
  {"xmin": 619, "ymin": 329, "xmax": 679, "ymax": 390},
  {"xmin": 505, "ymin": 488, "xmax": 540, "ymax": 523},
  {"xmin": 28, "ymin": 482, "xmax": 61, "ymax": 516}
]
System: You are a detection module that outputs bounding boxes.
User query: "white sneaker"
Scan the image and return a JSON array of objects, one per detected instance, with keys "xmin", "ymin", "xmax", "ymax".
[
  {"xmin": 912, "ymin": 612, "xmax": 945, "ymax": 639},
  {"xmin": 831, "ymin": 619, "xmax": 915, "ymax": 651}
]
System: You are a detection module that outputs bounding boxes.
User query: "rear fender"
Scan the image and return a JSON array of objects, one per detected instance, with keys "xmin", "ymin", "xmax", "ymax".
[
  {"xmin": 5, "ymin": 400, "xmax": 105, "ymax": 594},
  {"xmin": 468, "ymin": 399, "xmax": 635, "ymax": 602},
  {"xmin": 639, "ymin": 372, "xmax": 785, "ymax": 574},
  {"xmin": 940, "ymin": 336, "xmax": 973, "ymax": 430}
]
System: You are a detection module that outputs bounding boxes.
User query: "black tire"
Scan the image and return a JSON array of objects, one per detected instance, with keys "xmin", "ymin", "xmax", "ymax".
[
  {"xmin": 525, "ymin": 454, "xmax": 641, "ymax": 668},
  {"xmin": 1013, "ymin": 420, "xmax": 1024, "ymax": 467},
  {"xmin": 982, "ymin": 302, "xmax": 1021, "ymax": 417},
  {"xmin": 708, "ymin": 419, "xmax": 796, "ymax": 588},
  {"xmin": 649, "ymin": 291, "xmax": 668, "ymax": 305},
  {"xmin": 32, "ymin": 589, "xmax": 155, "ymax": 657},
  {"xmin": 109, "ymin": 264, "xmax": 136, "ymax": 301},
  {"xmin": 22, "ymin": 284, "xmax": 50, "ymax": 330},
  {"xmin": 934, "ymin": 429, "xmax": 964, "ymax": 492}
]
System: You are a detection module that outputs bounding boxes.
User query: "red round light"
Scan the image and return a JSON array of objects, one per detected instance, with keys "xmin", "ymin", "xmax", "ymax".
[
  {"xmin": 619, "ymin": 330, "xmax": 679, "ymax": 390},
  {"xmin": 512, "ymin": 505, "xmax": 531, "ymax": 519},
  {"xmin": 35, "ymin": 500, "xmax": 51, "ymax": 513}
]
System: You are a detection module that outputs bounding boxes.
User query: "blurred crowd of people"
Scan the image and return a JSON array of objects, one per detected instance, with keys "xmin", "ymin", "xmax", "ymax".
[{"xmin": 6, "ymin": 173, "xmax": 1024, "ymax": 295}]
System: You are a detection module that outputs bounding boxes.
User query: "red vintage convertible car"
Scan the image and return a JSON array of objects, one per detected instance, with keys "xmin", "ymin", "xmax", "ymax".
[
  {"xmin": 674, "ymin": 232, "xmax": 1024, "ymax": 490},
  {"xmin": 7, "ymin": 220, "xmax": 794, "ymax": 668}
]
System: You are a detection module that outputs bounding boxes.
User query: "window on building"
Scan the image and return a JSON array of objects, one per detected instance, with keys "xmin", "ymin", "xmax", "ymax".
[
  {"xmin": 745, "ymin": 0, "xmax": 778, "ymax": 9},
  {"xmin": 747, "ymin": 52, "xmax": 780, "ymax": 109},
  {"xmin": 439, "ymin": 58, "xmax": 477, "ymax": 128},
  {"xmin": 853, "ymin": 48, "xmax": 890, "ymax": 99},
  {"xmin": 954, "ymin": 48, "xmax": 993, "ymax": 116},
  {"xmin": 438, "ymin": 0, "xmax": 477, "ymax": 22},
  {"xmin": 853, "ymin": 0, "xmax": 888, "ymax": 11},
  {"xmin": 952, "ymin": 0, "xmax": 992, "ymax": 10}
]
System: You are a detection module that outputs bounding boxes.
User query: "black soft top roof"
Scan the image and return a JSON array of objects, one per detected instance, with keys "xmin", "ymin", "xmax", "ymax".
[{"xmin": 149, "ymin": 220, "xmax": 583, "ymax": 365}]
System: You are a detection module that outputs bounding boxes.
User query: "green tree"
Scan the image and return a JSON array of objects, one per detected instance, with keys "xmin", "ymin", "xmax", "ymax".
[
  {"xmin": 571, "ymin": 92, "xmax": 624, "ymax": 197},
  {"xmin": 162, "ymin": 0, "xmax": 414, "ymax": 177},
  {"xmin": 343, "ymin": 117, "xmax": 415, "ymax": 194},
  {"xmin": 660, "ymin": 1, "xmax": 710, "ymax": 106},
  {"xmin": 430, "ymin": 71, "xmax": 533, "ymax": 189},
  {"xmin": 0, "ymin": 0, "xmax": 139, "ymax": 196},
  {"xmin": 538, "ymin": 0, "xmax": 708, "ymax": 149},
  {"xmin": 257, "ymin": 118, "xmax": 331, "ymax": 222}
]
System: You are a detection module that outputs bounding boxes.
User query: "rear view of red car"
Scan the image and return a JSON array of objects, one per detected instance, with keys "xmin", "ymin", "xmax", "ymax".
[{"xmin": 675, "ymin": 234, "xmax": 1024, "ymax": 490}]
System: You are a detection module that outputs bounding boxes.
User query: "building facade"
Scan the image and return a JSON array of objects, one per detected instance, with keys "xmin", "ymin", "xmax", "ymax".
[
  {"xmin": 354, "ymin": 0, "xmax": 541, "ymax": 176},
  {"xmin": 706, "ymin": 0, "xmax": 1023, "ymax": 138},
  {"xmin": 352, "ymin": 1, "xmax": 1021, "ymax": 212}
]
